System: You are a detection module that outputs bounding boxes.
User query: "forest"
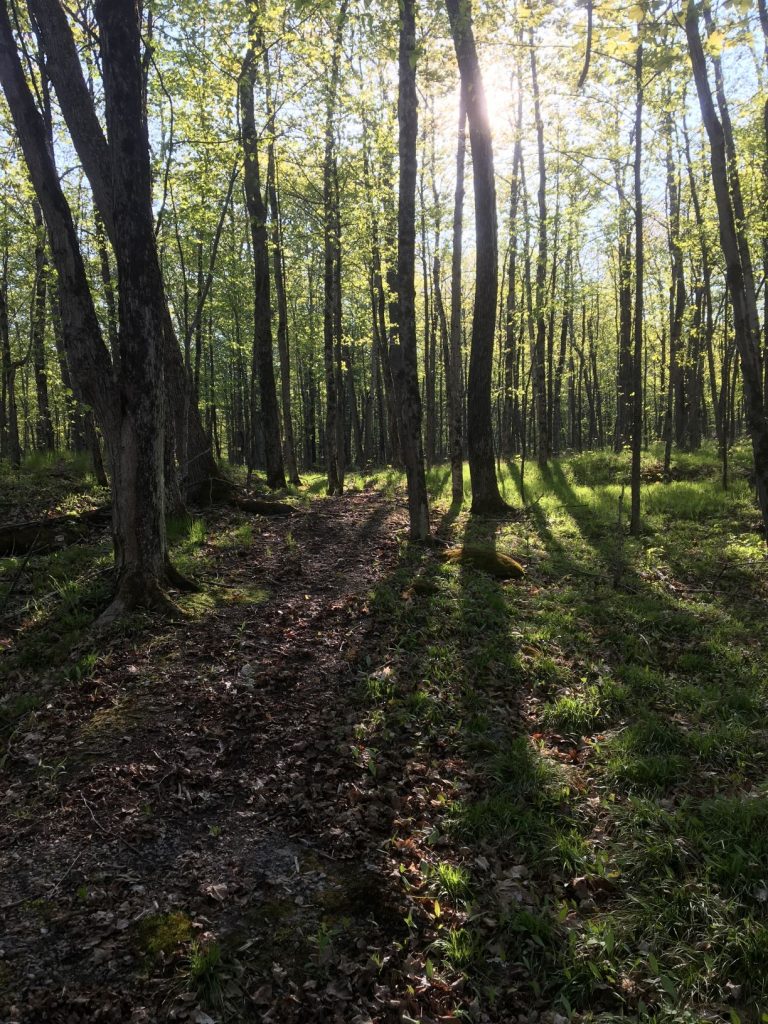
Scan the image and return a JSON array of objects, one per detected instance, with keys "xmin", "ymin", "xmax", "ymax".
[{"xmin": 1, "ymin": 0, "xmax": 767, "ymax": 1021}]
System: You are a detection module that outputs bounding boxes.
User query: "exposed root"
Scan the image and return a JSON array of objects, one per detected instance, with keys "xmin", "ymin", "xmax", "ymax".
[
  {"xmin": 469, "ymin": 498, "xmax": 514, "ymax": 518},
  {"xmin": 92, "ymin": 574, "xmax": 184, "ymax": 631},
  {"xmin": 165, "ymin": 560, "xmax": 201, "ymax": 593}
]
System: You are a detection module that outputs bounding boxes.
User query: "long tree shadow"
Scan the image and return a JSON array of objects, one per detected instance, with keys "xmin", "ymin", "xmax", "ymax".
[
  {"xmin": 351, "ymin": 462, "xmax": 768, "ymax": 1019},
  {"xmin": 2, "ymin": 475, "xmax": 766, "ymax": 1022}
]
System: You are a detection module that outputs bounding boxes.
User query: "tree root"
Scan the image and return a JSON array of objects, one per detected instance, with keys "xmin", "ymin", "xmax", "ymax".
[
  {"xmin": 165, "ymin": 559, "xmax": 201, "ymax": 593},
  {"xmin": 93, "ymin": 572, "xmax": 184, "ymax": 630}
]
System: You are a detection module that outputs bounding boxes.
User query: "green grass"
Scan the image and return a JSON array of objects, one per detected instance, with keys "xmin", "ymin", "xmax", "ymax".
[
  {"xmin": 2, "ymin": 444, "xmax": 767, "ymax": 1020},
  {"xmin": 351, "ymin": 443, "xmax": 768, "ymax": 1021}
]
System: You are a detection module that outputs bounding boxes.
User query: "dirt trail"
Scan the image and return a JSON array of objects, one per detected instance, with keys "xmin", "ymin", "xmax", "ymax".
[{"xmin": 0, "ymin": 492, "xmax": 417, "ymax": 1024}]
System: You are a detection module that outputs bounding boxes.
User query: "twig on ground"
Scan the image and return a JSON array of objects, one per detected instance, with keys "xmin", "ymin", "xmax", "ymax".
[{"xmin": 80, "ymin": 793, "xmax": 144, "ymax": 858}]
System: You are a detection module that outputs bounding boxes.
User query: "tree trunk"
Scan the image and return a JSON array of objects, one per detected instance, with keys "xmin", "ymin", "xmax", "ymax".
[
  {"xmin": 27, "ymin": 0, "xmax": 221, "ymax": 501},
  {"xmin": 239, "ymin": 32, "xmax": 286, "ymax": 491},
  {"xmin": 321, "ymin": 2, "xmax": 348, "ymax": 494},
  {"xmin": 0, "ymin": 0, "xmax": 180, "ymax": 620},
  {"xmin": 448, "ymin": 87, "xmax": 466, "ymax": 503},
  {"xmin": 686, "ymin": 5, "xmax": 768, "ymax": 538},
  {"xmin": 31, "ymin": 202, "xmax": 54, "ymax": 452},
  {"xmin": 446, "ymin": 0, "xmax": 506, "ymax": 514},
  {"xmin": 263, "ymin": 48, "xmax": 300, "ymax": 485},
  {"xmin": 394, "ymin": 0, "xmax": 429, "ymax": 540},
  {"xmin": 530, "ymin": 31, "xmax": 550, "ymax": 469},
  {"xmin": 0, "ymin": 246, "xmax": 21, "ymax": 469},
  {"xmin": 630, "ymin": 41, "xmax": 644, "ymax": 536}
]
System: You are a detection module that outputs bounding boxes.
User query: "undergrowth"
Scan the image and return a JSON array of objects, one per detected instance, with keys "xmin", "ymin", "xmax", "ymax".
[{"xmin": 353, "ymin": 441, "xmax": 768, "ymax": 1022}]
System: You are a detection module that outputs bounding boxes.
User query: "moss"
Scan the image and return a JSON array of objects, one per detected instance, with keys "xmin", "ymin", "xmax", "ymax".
[
  {"xmin": 135, "ymin": 911, "xmax": 193, "ymax": 958},
  {"xmin": 440, "ymin": 545, "xmax": 525, "ymax": 579}
]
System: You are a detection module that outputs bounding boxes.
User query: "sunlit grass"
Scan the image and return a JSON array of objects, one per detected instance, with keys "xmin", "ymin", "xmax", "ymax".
[{"xmin": 352, "ymin": 443, "xmax": 768, "ymax": 1019}]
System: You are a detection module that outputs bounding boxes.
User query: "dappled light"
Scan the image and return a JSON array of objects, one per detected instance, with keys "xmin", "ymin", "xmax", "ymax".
[{"xmin": 2, "ymin": 0, "xmax": 768, "ymax": 1020}]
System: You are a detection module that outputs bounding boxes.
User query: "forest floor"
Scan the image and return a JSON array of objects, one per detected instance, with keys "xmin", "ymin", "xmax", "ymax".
[{"xmin": 1, "ymin": 447, "xmax": 768, "ymax": 1024}]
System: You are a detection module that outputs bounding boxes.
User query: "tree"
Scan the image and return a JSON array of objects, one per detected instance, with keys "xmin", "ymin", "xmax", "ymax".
[
  {"xmin": 448, "ymin": 88, "xmax": 466, "ymax": 503},
  {"xmin": 445, "ymin": 0, "xmax": 507, "ymax": 515},
  {"xmin": 630, "ymin": 37, "xmax": 644, "ymax": 536},
  {"xmin": 394, "ymin": 0, "xmax": 429, "ymax": 540},
  {"xmin": 26, "ymin": 0, "xmax": 221, "ymax": 501},
  {"xmin": 322, "ymin": 1, "xmax": 348, "ymax": 495},
  {"xmin": 239, "ymin": 17, "xmax": 286, "ymax": 491},
  {"xmin": 530, "ymin": 28, "xmax": 550, "ymax": 469},
  {"xmin": 0, "ymin": 0, "xmax": 186, "ymax": 619},
  {"xmin": 685, "ymin": 1, "xmax": 768, "ymax": 539}
]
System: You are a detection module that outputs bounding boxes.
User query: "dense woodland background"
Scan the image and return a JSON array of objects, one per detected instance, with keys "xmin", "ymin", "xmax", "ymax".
[
  {"xmin": 0, "ymin": 0, "xmax": 767, "ymax": 567},
  {"xmin": 3, "ymin": 3, "xmax": 768, "ymax": 1022}
]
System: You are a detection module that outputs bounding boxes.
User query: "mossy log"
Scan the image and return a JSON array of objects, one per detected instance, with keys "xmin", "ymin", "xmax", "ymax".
[{"xmin": 440, "ymin": 545, "xmax": 525, "ymax": 579}]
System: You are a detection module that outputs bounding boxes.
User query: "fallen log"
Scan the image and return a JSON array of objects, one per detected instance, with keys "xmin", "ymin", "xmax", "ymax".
[
  {"xmin": 0, "ymin": 507, "xmax": 112, "ymax": 556},
  {"xmin": 232, "ymin": 495, "xmax": 294, "ymax": 517},
  {"xmin": 439, "ymin": 545, "xmax": 526, "ymax": 580},
  {"xmin": 0, "ymin": 489, "xmax": 294, "ymax": 559}
]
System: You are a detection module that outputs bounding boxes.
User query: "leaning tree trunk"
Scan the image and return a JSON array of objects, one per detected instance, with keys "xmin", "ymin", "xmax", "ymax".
[
  {"xmin": 446, "ymin": 0, "xmax": 507, "ymax": 514},
  {"xmin": 393, "ymin": 0, "xmax": 429, "ymax": 540},
  {"xmin": 686, "ymin": 4, "xmax": 768, "ymax": 538},
  {"xmin": 27, "ymin": 0, "xmax": 221, "ymax": 501},
  {"xmin": 0, "ymin": 0, "xmax": 177, "ymax": 621}
]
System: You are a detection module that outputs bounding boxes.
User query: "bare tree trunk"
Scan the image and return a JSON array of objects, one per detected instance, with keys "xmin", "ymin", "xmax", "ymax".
[
  {"xmin": 321, "ymin": 2, "xmax": 348, "ymax": 495},
  {"xmin": 239, "ymin": 31, "xmax": 285, "ymax": 491},
  {"xmin": 448, "ymin": 87, "xmax": 466, "ymax": 503},
  {"xmin": 630, "ymin": 41, "xmax": 644, "ymax": 536},
  {"xmin": 0, "ymin": 0, "xmax": 182, "ymax": 620},
  {"xmin": 503, "ymin": 82, "xmax": 523, "ymax": 458},
  {"xmin": 0, "ymin": 245, "xmax": 21, "ymax": 468},
  {"xmin": 446, "ymin": 0, "xmax": 506, "ymax": 514},
  {"xmin": 686, "ymin": 5, "xmax": 768, "ymax": 537},
  {"xmin": 614, "ymin": 172, "xmax": 633, "ymax": 451},
  {"xmin": 394, "ymin": 0, "xmax": 429, "ymax": 540},
  {"xmin": 31, "ymin": 202, "xmax": 54, "ymax": 452},
  {"xmin": 263, "ymin": 46, "xmax": 300, "ymax": 485},
  {"xmin": 530, "ymin": 31, "xmax": 550, "ymax": 469},
  {"xmin": 27, "ymin": 0, "xmax": 221, "ymax": 501}
]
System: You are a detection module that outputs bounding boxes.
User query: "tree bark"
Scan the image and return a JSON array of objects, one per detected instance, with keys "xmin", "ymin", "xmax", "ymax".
[
  {"xmin": 239, "ymin": 31, "xmax": 286, "ymax": 491},
  {"xmin": 630, "ymin": 41, "xmax": 644, "ymax": 536},
  {"xmin": 30, "ymin": 201, "xmax": 54, "ymax": 452},
  {"xmin": 321, "ymin": 1, "xmax": 348, "ymax": 495},
  {"xmin": 263, "ymin": 45, "xmax": 300, "ymax": 485},
  {"xmin": 0, "ymin": 0, "xmax": 180, "ymax": 619},
  {"xmin": 686, "ymin": 4, "xmax": 768, "ymax": 538},
  {"xmin": 393, "ymin": 0, "xmax": 429, "ymax": 540},
  {"xmin": 448, "ymin": 86, "xmax": 466, "ymax": 503},
  {"xmin": 0, "ymin": 244, "xmax": 21, "ymax": 468},
  {"xmin": 446, "ymin": 0, "xmax": 506, "ymax": 514},
  {"xmin": 27, "ymin": 0, "xmax": 220, "ymax": 500},
  {"xmin": 530, "ymin": 31, "xmax": 550, "ymax": 468}
]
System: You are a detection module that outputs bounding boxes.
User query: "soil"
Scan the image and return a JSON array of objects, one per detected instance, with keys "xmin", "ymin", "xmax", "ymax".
[{"xmin": 0, "ymin": 492, "xmax": 437, "ymax": 1024}]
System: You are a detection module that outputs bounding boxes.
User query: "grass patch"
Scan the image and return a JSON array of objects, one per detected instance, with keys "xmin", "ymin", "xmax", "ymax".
[
  {"xmin": 352, "ymin": 446, "xmax": 768, "ymax": 1020},
  {"xmin": 135, "ymin": 911, "xmax": 193, "ymax": 958}
]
